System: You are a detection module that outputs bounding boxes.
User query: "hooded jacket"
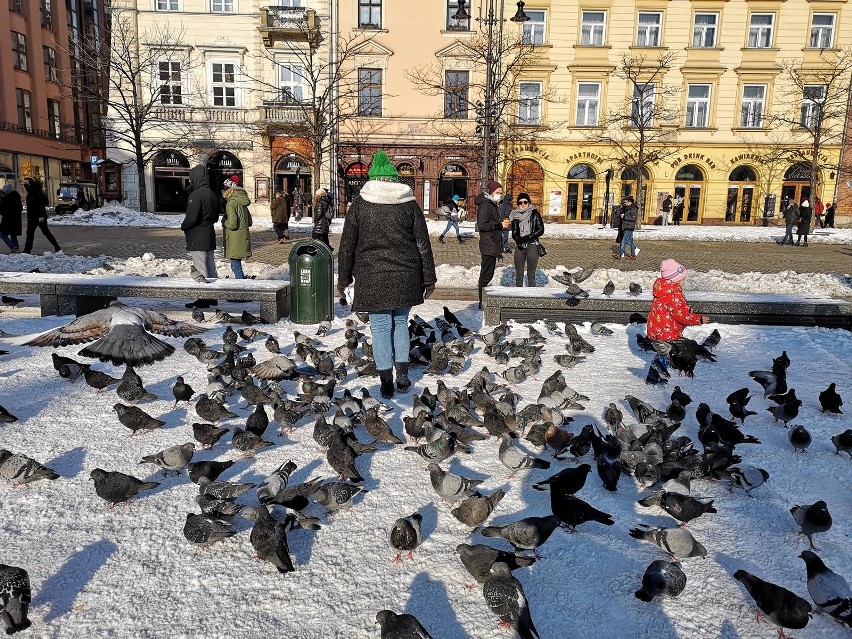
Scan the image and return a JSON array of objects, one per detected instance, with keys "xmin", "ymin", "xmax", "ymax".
[
  {"xmin": 223, "ymin": 186, "xmax": 252, "ymax": 259},
  {"xmin": 24, "ymin": 180, "xmax": 49, "ymax": 221},
  {"xmin": 620, "ymin": 203, "xmax": 639, "ymax": 231},
  {"xmin": 647, "ymin": 277, "xmax": 703, "ymax": 341},
  {"xmin": 0, "ymin": 188, "xmax": 23, "ymax": 236},
  {"xmin": 313, "ymin": 193, "xmax": 330, "ymax": 235},
  {"xmin": 475, "ymin": 193, "xmax": 503, "ymax": 258},
  {"xmin": 181, "ymin": 165, "xmax": 220, "ymax": 252},
  {"xmin": 337, "ymin": 180, "xmax": 437, "ymax": 313}
]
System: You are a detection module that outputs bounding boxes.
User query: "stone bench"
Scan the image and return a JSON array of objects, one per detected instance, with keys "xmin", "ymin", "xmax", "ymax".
[
  {"xmin": 0, "ymin": 272, "xmax": 291, "ymax": 323},
  {"xmin": 484, "ymin": 286, "xmax": 852, "ymax": 330}
]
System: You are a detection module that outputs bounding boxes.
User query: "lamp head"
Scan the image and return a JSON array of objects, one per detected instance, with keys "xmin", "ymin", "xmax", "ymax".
[
  {"xmin": 510, "ymin": 0, "xmax": 530, "ymax": 23},
  {"xmin": 453, "ymin": 0, "xmax": 470, "ymax": 21}
]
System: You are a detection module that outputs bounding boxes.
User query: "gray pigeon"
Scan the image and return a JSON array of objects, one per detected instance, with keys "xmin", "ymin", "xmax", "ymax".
[
  {"xmin": 725, "ymin": 465, "xmax": 770, "ymax": 495},
  {"xmin": 198, "ymin": 480, "xmax": 255, "ymax": 500},
  {"xmin": 256, "ymin": 460, "xmax": 297, "ymax": 504},
  {"xmin": 455, "ymin": 544, "xmax": 537, "ymax": 584},
  {"xmin": 0, "ymin": 449, "xmax": 60, "ymax": 484},
  {"xmin": 243, "ymin": 506, "xmax": 296, "ymax": 574},
  {"xmin": 375, "ymin": 610, "xmax": 434, "ymax": 639},
  {"xmin": 628, "ymin": 525, "xmax": 707, "ymax": 559},
  {"xmin": 405, "ymin": 431, "xmax": 463, "ymax": 465},
  {"xmin": 195, "ymin": 394, "xmax": 236, "ymax": 423},
  {"xmin": 480, "ymin": 515, "xmax": 561, "ymax": 554},
  {"xmin": 389, "ymin": 512, "xmax": 423, "ymax": 561},
  {"xmin": 183, "ymin": 513, "xmax": 236, "ymax": 546},
  {"xmin": 590, "ymin": 321, "xmax": 614, "ymax": 336},
  {"xmin": 113, "ymin": 403, "xmax": 165, "ymax": 436},
  {"xmin": 451, "ymin": 489, "xmax": 506, "ymax": 527},
  {"xmin": 140, "ymin": 442, "xmax": 195, "ymax": 475},
  {"xmin": 564, "ymin": 283, "xmax": 589, "ymax": 298},
  {"xmin": 231, "ymin": 427, "xmax": 273, "ymax": 456},
  {"xmin": 195, "ymin": 493, "xmax": 244, "ymax": 517},
  {"xmin": 0, "ymin": 564, "xmax": 31, "ymax": 635},
  {"xmin": 603, "ymin": 280, "xmax": 615, "ymax": 296},
  {"xmin": 831, "ymin": 429, "xmax": 852, "ymax": 458},
  {"xmin": 791, "ymin": 500, "xmax": 832, "ymax": 550},
  {"xmin": 314, "ymin": 481, "xmax": 367, "ymax": 511},
  {"xmin": 117, "ymin": 365, "xmax": 157, "ymax": 403},
  {"xmin": 89, "ymin": 468, "xmax": 160, "ymax": 504},
  {"xmin": 629, "ymin": 282, "xmax": 643, "ymax": 296},
  {"xmin": 427, "ymin": 463, "xmax": 483, "ymax": 501},
  {"xmin": 498, "ymin": 433, "xmax": 550, "ymax": 475},
  {"xmin": 635, "ymin": 560, "xmax": 687, "ymax": 601},
  {"xmin": 800, "ymin": 550, "xmax": 852, "ymax": 626},
  {"xmin": 789, "ymin": 425, "xmax": 812, "ymax": 453},
  {"xmin": 482, "ymin": 562, "xmax": 541, "ymax": 639}
]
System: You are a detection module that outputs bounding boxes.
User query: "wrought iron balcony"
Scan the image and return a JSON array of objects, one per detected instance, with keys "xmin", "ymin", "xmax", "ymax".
[{"xmin": 259, "ymin": 7, "xmax": 321, "ymax": 47}]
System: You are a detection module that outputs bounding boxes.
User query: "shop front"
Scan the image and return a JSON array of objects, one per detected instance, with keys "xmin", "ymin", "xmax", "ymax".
[
  {"xmin": 206, "ymin": 151, "xmax": 243, "ymax": 196},
  {"xmin": 274, "ymin": 154, "xmax": 312, "ymax": 216},
  {"xmin": 672, "ymin": 164, "xmax": 705, "ymax": 223},
  {"xmin": 780, "ymin": 163, "xmax": 813, "ymax": 210},
  {"xmin": 725, "ymin": 166, "xmax": 757, "ymax": 224},
  {"xmin": 565, "ymin": 163, "xmax": 596, "ymax": 222},
  {"xmin": 153, "ymin": 149, "xmax": 190, "ymax": 213}
]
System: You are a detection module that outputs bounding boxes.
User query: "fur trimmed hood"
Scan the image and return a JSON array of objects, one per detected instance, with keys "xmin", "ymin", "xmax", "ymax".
[{"xmin": 358, "ymin": 180, "xmax": 416, "ymax": 205}]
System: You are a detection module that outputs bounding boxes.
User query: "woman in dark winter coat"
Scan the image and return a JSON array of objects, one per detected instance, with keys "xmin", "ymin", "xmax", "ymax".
[
  {"xmin": 23, "ymin": 178, "xmax": 60, "ymax": 254},
  {"xmin": 0, "ymin": 184, "xmax": 23, "ymax": 252},
  {"xmin": 509, "ymin": 192, "xmax": 544, "ymax": 287},
  {"xmin": 181, "ymin": 164, "xmax": 220, "ymax": 308},
  {"xmin": 270, "ymin": 190, "xmax": 290, "ymax": 242},
  {"xmin": 337, "ymin": 151, "xmax": 437, "ymax": 400},
  {"xmin": 312, "ymin": 188, "xmax": 331, "ymax": 249},
  {"xmin": 475, "ymin": 180, "xmax": 504, "ymax": 309},
  {"xmin": 795, "ymin": 202, "xmax": 812, "ymax": 247}
]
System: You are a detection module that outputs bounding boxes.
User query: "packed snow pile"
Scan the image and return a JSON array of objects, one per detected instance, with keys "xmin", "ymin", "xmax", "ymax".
[{"xmin": 49, "ymin": 203, "xmax": 183, "ymax": 228}]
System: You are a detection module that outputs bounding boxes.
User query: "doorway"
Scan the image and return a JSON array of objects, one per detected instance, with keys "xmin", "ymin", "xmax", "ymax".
[
  {"xmin": 673, "ymin": 164, "xmax": 704, "ymax": 222},
  {"xmin": 153, "ymin": 149, "xmax": 190, "ymax": 212},
  {"xmin": 566, "ymin": 163, "xmax": 596, "ymax": 222},
  {"xmin": 726, "ymin": 165, "xmax": 757, "ymax": 223},
  {"xmin": 780, "ymin": 163, "xmax": 812, "ymax": 213}
]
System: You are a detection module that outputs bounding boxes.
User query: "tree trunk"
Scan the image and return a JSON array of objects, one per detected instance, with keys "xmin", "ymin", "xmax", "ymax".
[{"xmin": 135, "ymin": 138, "xmax": 148, "ymax": 212}]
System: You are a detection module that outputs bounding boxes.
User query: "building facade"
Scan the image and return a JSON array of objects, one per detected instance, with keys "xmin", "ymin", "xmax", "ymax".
[{"xmin": 1, "ymin": 0, "xmax": 109, "ymax": 201}]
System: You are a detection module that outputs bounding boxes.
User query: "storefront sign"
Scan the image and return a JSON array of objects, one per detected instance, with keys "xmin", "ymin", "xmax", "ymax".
[
  {"xmin": 564, "ymin": 151, "xmax": 606, "ymax": 164},
  {"xmin": 441, "ymin": 164, "xmax": 466, "ymax": 177},
  {"xmin": 669, "ymin": 153, "xmax": 717, "ymax": 170},
  {"xmin": 423, "ymin": 180, "xmax": 431, "ymax": 211},
  {"xmin": 548, "ymin": 190, "xmax": 562, "ymax": 217}
]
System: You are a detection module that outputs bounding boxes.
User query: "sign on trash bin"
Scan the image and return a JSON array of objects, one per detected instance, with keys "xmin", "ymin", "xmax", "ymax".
[{"xmin": 300, "ymin": 268, "xmax": 311, "ymax": 286}]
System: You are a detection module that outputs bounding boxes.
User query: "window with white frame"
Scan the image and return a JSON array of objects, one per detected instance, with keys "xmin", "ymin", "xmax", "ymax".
[
  {"xmin": 739, "ymin": 84, "xmax": 765, "ymax": 128},
  {"xmin": 446, "ymin": 0, "xmax": 470, "ymax": 31},
  {"xmin": 211, "ymin": 0, "xmax": 234, "ymax": 12},
  {"xmin": 747, "ymin": 14, "xmax": 774, "ymax": 48},
  {"xmin": 636, "ymin": 12, "xmax": 662, "ymax": 47},
  {"xmin": 278, "ymin": 63, "xmax": 305, "ymax": 102},
  {"xmin": 685, "ymin": 84, "xmax": 711, "ymax": 127},
  {"xmin": 444, "ymin": 70, "xmax": 469, "ymax": 119},
  {"xmin": 800, "ymin": 84, "xmax": 825, "ymax": 129},
  {"xmin": 630, "ymin": 83, "xmax": 655, "ymax": 127},
  {"xmin": 277, "ymin": 0, "xmax": 303, "ymax": 5},
  {"xmin": 581, "ymin": 11, "xmax": 606, "ymax": 46},
  {"xmin": 156, "ymin": 0, "xmax": 179, "ymax": 11},
  {"xmin": 358, "ymin": 0, "xmax": 381, "ymax": 29},
  {"xmin": 522, "ymin": 10, "xmax": 546, "ymax": 45},
  {"xmin": 809, "ymin": 14, "xmax": 835, "ymax": 49},
  {"xmin": 47, "ymin": 99, "xmax": 61, "ymax": 139},
  {"xmin": 692, "ymin": 13, "xmax": 717, "ymax": 48},
  {"xmin": 358, "ymin": 68, "xmax": 382, "ymax": 116},
  {"xmin": 211, "ymin": 62, "xmax": 237, "ymax": 107},
  {"xmin": 158, "ymin": 61, "xmax": 185, "ymax": 105},
  {"xmin": 575, "ymin": 82, "xmax": 600, "ymax": 126},
  {"xmin": 518, "ymin": 81, "xmax": 542, "ymax": 125}
]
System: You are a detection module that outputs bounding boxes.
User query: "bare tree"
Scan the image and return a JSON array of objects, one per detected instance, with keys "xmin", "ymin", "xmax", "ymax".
[
  {"xmin": 771, "ymin": 46, "xmax": 852, "ymax": 202},
  {"xmin": 585, "ymin": 52, "xmax": 685, "ymax": 218},
  {"xmin": 736, "ymin": 129, "xmax": 798, "ymax": 219}
]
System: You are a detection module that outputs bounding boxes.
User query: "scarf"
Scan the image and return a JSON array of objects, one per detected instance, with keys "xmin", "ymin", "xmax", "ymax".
[{"xmin": 510, "ymin": 207, "xmax": 535, "ymax": 238}]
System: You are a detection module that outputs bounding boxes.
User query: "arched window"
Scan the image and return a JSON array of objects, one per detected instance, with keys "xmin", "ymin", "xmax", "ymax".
[
  {"xmin": 729, "ymin": 166, "xmax": 756, "ymax": 182},
  {"xmin": 396, "ymin": 162, "xmax": 416, "ymax": 191},
  {"xmin": 567, "ymin": 163, "xmax": 596, "ymax": 221},
  {"xmin": 344, "ymin": 162, "xmax": 369, "ymax": 203},
  {"xmin": 439, "ymin": 163, "xmax": 469, "ymax": 208},
  {"xmin": 780, "ymin": 163, "xmax": 813, "ymax": 212},
  {"xmin": 620, "ymin": 167, "xmax": 650, "ymax": 218},
  {"xmin": 675, "ymin": 164, "xmax": 704, "ymax": 181},
  {"xmin": 206, "ymin": 151, "xmax": 243, "ymax": 194},
  {"xmin": 672, "ymin": 164, "xmax": 705, "ymax": 222},
  {"xmin": 784, "ymin": 163, "xmax": 812, "ymax": 181}
]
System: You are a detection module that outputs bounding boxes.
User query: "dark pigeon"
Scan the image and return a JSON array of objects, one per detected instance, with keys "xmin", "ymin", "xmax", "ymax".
[
  {"xmin": 800, "ymin": 550, "xmax": 852, "ymax": 626},
  {"xmin": 188, "ymin": 459, "xmax": 235, "ymax": 486},
  {"xmin": 243, "ymin": 506, "xmax": 295, "ymax": 574},
  {"xmin": 819, "ymin": 383, "xmax": 843, "ymax": 414},
  {"xmin": 183, "ymin": 513, "xmax": 236, "ymax": 546},
  {"xmin": 734, "ymin": 570, "xmax": 811, "ymax": 636},
  {"xmin": 389, "ymin": 512, "xmax": 423, "ymax": 561},
  {"xmin": 789, "ymin": 425, "xmax": 812, "ymax": 453},
  {"xmin": 482, "ymin": 562, "xmax": 541, "ymax": 639},
  {"xmin": 831, "ymin": 429, "xmax": 852, "ymax": 458},
  {"xmin": 455, "ymin": 543, "xmax": 537, "ymax": 584},
  {"xmin": 375, "ymin": 610, "xmax": 435, "ymax": 639},
  {"xmin": 195, "ymin": 394, "xmax": 236, "ymax": 423},
  {"xmin": 172, "ymin": 376, "xmax": 195, "ymax": 406},
  {"xmin": 550, "ymin": 493, "xmax": 614, "ymax": 531},
  {"xmin": 192, "ymin": 422, "xmax": 229, "ymax": 448},
  {"xmin": 635, "ymin": 559, "xmax": 687, "ymax": 601},
  {"xmin": 89, "ymin": 468, "xmax": 160, "ymax": 504},
  {"xmin": 791, "ymin": 500, "xmax": 832, "ymax": 550},
  {"xmin": 0, "ymin": 564, "xmax": 31, "ymax": 635},
  {"xmin": 83, "ymin": 367, "xmax": 121, "ymax": 391},
  {"xmin": 112, "ymin": 403, "xmax": 165, "ymax": 436},
  {"xmin": 659, "ymin": 493, "xmax": 716, "ymax": 526},
  {"xmin": 117, "ymin": 365, "xmax": 157, "ymax": 403}
]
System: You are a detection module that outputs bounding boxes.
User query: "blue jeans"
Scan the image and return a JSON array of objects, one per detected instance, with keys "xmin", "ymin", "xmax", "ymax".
[
  {"xmin": 369, "ymin": 307, "xmax": 411, "ymax": 370},
  {"xmin": 440, "ymin": 219, "xmax": 460, "ymax": 238},
  {"xmin": 1, "ymin": 232, "xmax": 18, "ymax": 250},
  {"xmin": 620, "ymin": 229, "xmax": 636, "ymax": 257},
  {"xmin": 782, "ymin": 222, "xmax": 795, "ymax": 244},
  {"xmin": 230, "ymin": 259, "xmax": 244, "ymax": 279},
  {"xmin": 502, "ymin": 228, "xmax": 510, "ymax": 250}
]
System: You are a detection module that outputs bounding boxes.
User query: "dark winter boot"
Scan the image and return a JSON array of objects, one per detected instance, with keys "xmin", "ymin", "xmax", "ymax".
[
  {"xmin": 457, "ymin": 236, "xmax": 465, "ymax": 244},
  {"xmin": 439, "ymin": 235, "xmax": 445, "ymax": 244},
  {"xmin": 378, "ymin": 369, "xmax": 394, "ymax": 400},
  {"xmin": 395, "ymin": 362, "xmax": 411, "ymax": 392}
]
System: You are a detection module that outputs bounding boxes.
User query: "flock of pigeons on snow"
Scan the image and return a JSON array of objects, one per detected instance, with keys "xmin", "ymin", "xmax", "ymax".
[{"xmin": 0, "ymin": 296, "xmax": 849, "ymax": 638}]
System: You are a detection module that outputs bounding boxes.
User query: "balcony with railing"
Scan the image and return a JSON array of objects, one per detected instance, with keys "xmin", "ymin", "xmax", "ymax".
[
  {"xmin": 258, "ymin": 101, "xmax": 311, "ymax": 126},
  {"xmin": 150, "ymin": 108, "xmax": 250, "ymax": 124},
  {"xmin": 259, "ymin": 7, "xmax": 320, "ymax": 47}
]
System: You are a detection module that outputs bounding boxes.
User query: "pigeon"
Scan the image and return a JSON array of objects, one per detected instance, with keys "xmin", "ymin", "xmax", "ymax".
[
  {"xmin": 191, "ymin": 308, "xmax": 205, "ymax": 322},
  {"xmin": 195, "ymin": 394, "xmax": 236, "ymax": 422},
  {"xmin": 590, "ymin": 321, "xmax": 614, "ymax": 336},
  {"xmin": 116, "ymin": 365, "xmax": 157, "ymax": 403},
  {"xmin": 327, "ymin": 430, "xmax": 365, "ymax": 483},
  {"xmin": 791, "ymin": 500, "xmax": 832, "ymax": 550},
  {"xmin": 314, "ymin": 481, "xmax": 366, "ymax": 511},
  {"xmin": 659, "ymin": 493, "xmax": 716, "ymax": 526},
  {"xmin": 564, "ymin": 283, "xmax": 589, "ymax": 298},
  {"xmin": 593, "ymin": 430, "xmax": 622, "ymax": 491},
  {"xmin": 251, "ymin": 355, "xmax": 298, "ymax": 380},
  {"xmin": 550, "ymin": 493, "xmax": 614, "ymax": 530},
  {"xmin": 671, "ymin": 386, "xmax": 692, "ymax": 408},
  {"xmin": 89, "ymin": 468, "xmax": 160, "ymax": 504},
  {"xmin": 427, "ymin": 463, "xmax": 483, "ymax": 502},
  {"xmin": 831, "ymin": 429, "xmax": 852, "ymax": 458},
  {"xmin": 261, "ymin": 476, "xmax": 324, "ymax": 511},
  {"xmin": 0, "ymin": 449, "xmax": 60, "ymax": 484},
  {"xmin": 628, "ymin": 282, "xmax": 642, "ymax": 296},
  {"xmin": 767, "ymin": 393, "xmax": 802, "ymax": 425},
  {"xmin": 196, "ymin": 493, "xmax": 244, "ymax": 517},
  {"xmin": 0, "ymin": 564, "xmax": 31, "ymax": 635},
  {"xmin": 638, "ymin": 472, "xmax": 692, "ymax": 507},
  {"xmin": 315, "ymin": 315, "xmax": 332, "ymax": 336},
  {"xmin": 172, "ymin": 376, "xmax": 195, "ymax": 406},
  {"xmin": 451, "ymin": 489, "xmax": 506, "ymax": 527},
  {"xmin": 52, "ymin": 352, "xmax": 90, "ymax": 382},
  {"xmin": 788, "ymin": 425, "xmax": 812, "ymax": 453},
  {"xmin": 231, "ymin": 427, "xmax": 274, "ymax": 456},
  {"xmin": 389, "ymin": 512, "xmax": 423, "ymax": 561},
  {"xmin": 749, "ymin": 369, "xmax": 787, "ymax": 398},
  {"xmin": 240, "ymin": 310, "xmax": 259, "ymax": 326},
  {"xmin": 364, "ymin": 408, "xmax": 404, "ymax": 445},
  {"xmin": 666, "ymin": 399, "xmax": 686, "ymax": 423},
  {"xmin": 188, "ymin": 459, "xmax": 235, "ymax": 486},
  {"xmin": 819, "ymin": 383, "xmax": 843, "ymax": 414},
  {"xmin": 243, "ymin": 506, "xmax": 296, "ymax": 574},
  {"xmin": 635, "ymin": 560, "xmax": 687, "ymax": 602},
  {"xmin": 140, "ymin": 442, "xmax": 195, "ymax": 475},
  {"xmin": 112, "ymin": 403, "xmax": 165, "ymax": 436},
  {"xmin": 455, "ymin": 544, "xmax": 537, "ymax": 584},
  {"xmin": 444, "ymin": 306, "xmax": 472, "ymax": 338},
  {"xmin": 799, "ymin": 550, "xmax": 852, "ymax": 626},
  {"xmin": 603, "ymin": 280, "xmax": 615, "ymax": 296},
  {"xmin": 0, "ymin": 405, "xmax": 19, "ymax": 424},
  {"xmin": 198, "ymin": 480, "xmax": 255, "ymax": 500},
  {"xmin": 482, "ymin": 562, "xmax": 541, "ymax": 639},
  {"xmin": 183, "ymin": 513, "xmax": 236, "ymax": 547},
  {"xmin": 725, "ymin": 465, "xmax": 770, "ymax": 495},
  {"xmin": 83, "ymin": 367, "xmax": 121, "ymax": 391},
  {"xmin": 192, "ymin": 422, "xmax": 229, "ymax": 448},
  {"xmin": 480, "ymin": 515, "xmax": 561, "ymax": 554},
  {"xmin": 532, "ymin": 464, "xmax": 591, "ymax": 495},
  {"xmin": 375, "ymin": 610, "xmax": 435, "ymax": 639},
  {"xmin": 734, "ymin": 570, "xmax": 812, "ymax": 637},
  {"xmin": 264, "ymin": 335, "xmax": 280, "ymax": 354},
  {"xmin": 628, "ymin": 525, "xmax": 707, "ymax": 559},
  {"xmin": 701, "ymin": 328, "xmax": 721, "ymax": 350},
  {"xmin": 405, "ymin": 431, "xmax": 464, "ymax": 465},
  {"xmin": 1, "ymin": 296, "xmax": 23, "ymax": 307},
  {"xmin": 21, "ymin": 303, "xmax": 207, "ymax": 366},
  {"xmin": 498, "ymin": 433, "xmax": 550, "ymax": 474}
]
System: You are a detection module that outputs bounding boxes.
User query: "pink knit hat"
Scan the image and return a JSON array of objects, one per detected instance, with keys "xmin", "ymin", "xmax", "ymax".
[{"xmin": 661, "ymin": 259, "xmax": 687, "ymax": 282}]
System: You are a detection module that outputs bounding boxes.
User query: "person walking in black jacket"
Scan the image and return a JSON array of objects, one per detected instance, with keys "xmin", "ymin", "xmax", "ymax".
[
  {"xmin": 181, "ymin": 165, "xmax": 220, "ymax": 308},
  {"xmin": 0, "ymin": 184, "xmax": 23, "ymax": 252},
  {"xmin": 509, "ymin": 192, "xmax": 544, "ymax": 286},
  {"xmin": 614, "ymin": 196, "xmax": 639, "ymax": 260},
  {"xmin": 22, "ymin": 178, "xmax": 60, "ymax": 254},
  {"xmin": 312, "ymin": 188, "xmax": 331, "ymax": 249},
  {"xmin": 270, "ymin": 190, "xmax": 290, "ymax": 243},
  {"xmin": 476, "ymin": 180, "xmax": 504, "ymax": 309},
  {"xmin": 337, "ymin": 151, "xmax": 437, "ymax": 400}
]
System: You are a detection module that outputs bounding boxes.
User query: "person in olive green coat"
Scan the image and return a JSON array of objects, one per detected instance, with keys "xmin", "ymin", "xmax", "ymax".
[{"xmin": 222, "ymin": 178, "xmax": 253, "ymax": 279}]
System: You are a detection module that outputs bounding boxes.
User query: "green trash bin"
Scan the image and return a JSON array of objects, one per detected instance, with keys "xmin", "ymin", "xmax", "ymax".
[{"xmin": 288, "ymin": 239, "xmax": 334, "ymax": 324}]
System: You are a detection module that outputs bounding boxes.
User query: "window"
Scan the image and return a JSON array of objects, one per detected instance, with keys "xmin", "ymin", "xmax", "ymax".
[
  {"xmin": 685, "ymin": 84, "xmax": 711, "ymax": 127},
  {"xmin": 47, "ymin": 99, "xmax": 61, "ymax": 139},
  {"xmin": 446, "ymin": 0, "xmax": 470, "ymax": 31},
  {"xmin": 748, "ymin": 14, "xmax": 774, "ymax": 48},
  {"xmin": 739, "ymin": 85, "xmax": 765, "ymax": 128},
  {"xmin": 522, "ymin": 10, "xmax": 546, "ymax": 45},
  {"xmin": 444, "ymin": 71, "xmax": 469, "ymax": 119},
  {"xmin": 518, "ymin": 81, "xmax": 542, "ymax": 125},
  {"xmin": 156, "ymin": 0, "xmax": 179, "ymax": 11},
  {"xmin": 211, "ymin": 0, "xmax": 234, "ymax": 12},
  {"xmin": 12, "ymin": 32, "xmax": 28, "ymax": 72},
  {"xmin": 358, "ymin": 68, "xmax": 382, "ymax": 116},
  {"xmin": 44, "ymin": 46, "xmax": 58, "ymax": 82},
  {"xmin": 16, "ymin": 89, "xmax": 32, "ymax": 133},
  {"xmin": 575, "ymin": 82, "xmax": 600, "ymax": 126},
  {"xmin": 630, "ymin": 83, "xmax": 655, "ymax": 127},
  {"xmin": 810, "ymin": 14, "xmax": 835, "ymax": 49},
  {"xmin": 277, "ymin": 0, "xmax": 303, "ymax": 5},
  {"xmin": 800, "ymin": 84, "xmax": 825, "ymax": 129},
  {"xmin": 636, "ymin": 12, "xmax": 662, "ymax": 47},
  {"xmin": 692, "ymin": 13, "xmax": 717, "ymax": 47},
  {"xmin": 278, "ymin": 63, "xmax": 305, "ymax": 102},
  {"xmin": 158, "ymin": 61, "xmax": 185, "ymax": 105},
  {"xmin": 211, "ymin": 62, "xmax": 237, "ymax": 107},
  {"xmin": 40, "ymin": 0, "xmax": 52, "ymax": 29},
  {"xmin": 581, "ymin": 11, "xmax": 606, "ymax": 46},
  {"xmin": 358, "ymin": 0, "xmax": 381, "ymax": 29},
  {"xmin": 9, "ymin": 0, "xmax": 23, "ymax": 14}
]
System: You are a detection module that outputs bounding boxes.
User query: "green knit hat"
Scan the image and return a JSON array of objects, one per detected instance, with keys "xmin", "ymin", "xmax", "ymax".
[{"xmin": 368, "ymin": 151, "xmax": 398, "ymax": 180}]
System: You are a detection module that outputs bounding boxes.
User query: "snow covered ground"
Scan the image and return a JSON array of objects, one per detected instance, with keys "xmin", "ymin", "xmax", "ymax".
[{"xmin": 0, "ymin": 298, "xmax": 850, "ymax": 638}]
